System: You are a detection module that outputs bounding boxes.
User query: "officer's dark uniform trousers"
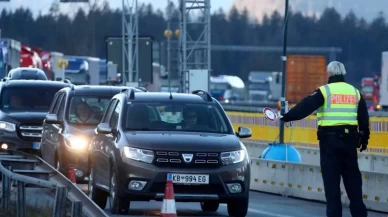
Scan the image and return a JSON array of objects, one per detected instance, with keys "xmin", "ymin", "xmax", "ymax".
[{"xmin": 318, "ymin": 128, "xmax": 367, "ymax": 217}]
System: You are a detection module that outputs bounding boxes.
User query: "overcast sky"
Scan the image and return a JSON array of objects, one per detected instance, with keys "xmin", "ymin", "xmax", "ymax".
[
  {"xmin": 0, "ymin": 0, "xmax": 234, "ymax": 17},
  {"xmin": 0, "ymin": 0, "xmax": 386, "ymax": 22}
]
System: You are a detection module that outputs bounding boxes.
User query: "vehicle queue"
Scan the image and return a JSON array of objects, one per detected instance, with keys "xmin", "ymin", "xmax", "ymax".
[{"xmin": 0, "ymin": 68, "xmax": 252, "ymax": 217}]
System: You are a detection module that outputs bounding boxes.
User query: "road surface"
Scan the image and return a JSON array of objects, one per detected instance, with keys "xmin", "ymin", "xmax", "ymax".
[{"xmin": 104, "ymin": 191, "xmax": 387, "ymax": 217}]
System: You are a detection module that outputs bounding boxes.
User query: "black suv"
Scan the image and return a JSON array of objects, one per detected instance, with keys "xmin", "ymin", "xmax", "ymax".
[
  {"xmin": 0, "ymin": 79, "xmax": 70, "ymax": 152},
  {"xmin": 88, "ymin": 90, "xmax": 252, "ymax": 216},
  {"xmin": 40, "ymin": 85, "xmax": 143, "ymax": 183}
]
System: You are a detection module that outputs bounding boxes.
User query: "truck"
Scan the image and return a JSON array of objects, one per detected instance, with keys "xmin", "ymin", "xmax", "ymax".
[
  {"xmin": 379, "ymin": 52, "xmax": 388, "ymax": 111},
  {"xmin": 50, "ymin": 52, "xmax": 64, "ymax": 81},
  {"xmin": 99, "ymin": 59, "xmax": 107, "ymax": 84},
  {"xmin": 63, "ymin": 56, "xmax": 89, "ymax": 85},
  {"xmin": 20, "ymin": 45, "xmax": 42, "ymax": 69},
  {"xmin": 372, "ymin": 73, "xmax": 381, "ymax": 110},
  {"xmin": 247, "ymin": 71, "xmax": 272, "ymax": 101},
  {"xmin": 286, "ymin": 55, "xmax": 327, "ymax": 104},
  {"xmin": 360, "ymin": 77, "xmax": 374, "ymax": 100},
  {"xmin": 32, "ymin": 47, "xmax": 54, "ymax": 80},
  {"xmin": 0, "ymin": 38, "xmax": 21, "ymax": 78},
  {"xmin": 209, "ymin": 75, "xmax": 246, "ymax": 102},
  {"xmin": 63, "ymin": 55, "xmax": 100, "ymax": 85}
]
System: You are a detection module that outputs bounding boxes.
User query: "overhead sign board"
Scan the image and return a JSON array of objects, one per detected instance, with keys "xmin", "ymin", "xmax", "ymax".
[{"xmin": 106, "ymin": 36, "xmax": 153, "ymax": 84}]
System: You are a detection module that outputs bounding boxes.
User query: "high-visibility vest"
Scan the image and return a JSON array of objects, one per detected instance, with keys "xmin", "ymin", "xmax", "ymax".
[{"xmin": 316, "ymin": 82, "xmax": 360, "ymax": 126}]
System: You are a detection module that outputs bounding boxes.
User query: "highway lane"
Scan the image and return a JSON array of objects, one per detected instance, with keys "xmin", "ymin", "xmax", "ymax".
[{"xmin": 104, "ymin": 191, "xmax": 387, "ymax": 217}]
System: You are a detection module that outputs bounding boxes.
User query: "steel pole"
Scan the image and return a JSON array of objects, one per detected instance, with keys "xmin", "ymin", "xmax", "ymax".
[
  {"xmin": 167, "ymin": 0, "xmax": 171, "ymax": 92},
  {"xmin": 121, "ymin": 0, "xmax": 126, "ymax": 85},
  {"xmin": 279, "ymin": 0, "xmax": 289, "ymax": 144}
]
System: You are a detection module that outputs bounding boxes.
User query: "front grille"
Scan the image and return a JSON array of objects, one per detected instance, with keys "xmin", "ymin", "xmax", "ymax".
[
  {"xmin": 150, "ymin": 183, "xmax": 225, "ymax": 194},
  {"xmin": 153, "ymin": 151, "xmax": 221, "ymax": 168},
  {"xmin": 18, "ymin": 125, "xmax": 43, "ymax": 142}
]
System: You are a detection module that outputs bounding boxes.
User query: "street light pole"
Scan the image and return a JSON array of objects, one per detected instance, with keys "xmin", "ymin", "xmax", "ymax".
[
  {"xmin": 166, "ymin": 0, "xmax": 172, "ymax": 92},
  {"xmin": 279, "ymin": 0, "xmax": 289, "ymax": 144}
]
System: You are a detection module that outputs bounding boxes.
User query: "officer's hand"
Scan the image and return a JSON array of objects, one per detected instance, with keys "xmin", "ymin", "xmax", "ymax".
[
  {"xmin": 278, "ymin": 113, "xmax": 287, "ymax": 122},
  {"xmin": 360, "ymin": 143, "xmax": 368, "ymax": 152}
]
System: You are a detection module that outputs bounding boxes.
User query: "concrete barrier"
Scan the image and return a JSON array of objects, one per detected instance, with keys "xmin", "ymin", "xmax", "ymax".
[
  {"xmin": 243, "ymin": 140, "xmax": 388, "ymax": 174},
  {"xmin": 249, "ymin": 158, "xmax": 388, "ymax": 212}
]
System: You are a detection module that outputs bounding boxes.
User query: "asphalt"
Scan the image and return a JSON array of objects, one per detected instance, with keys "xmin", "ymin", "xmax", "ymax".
[
  {"xmin": 1, "ymin": 182, "xmax": 386, "ymax": 217},
  {"xmin": 104, "ymin": 191, "xmax": 387, "ymax": 217}
]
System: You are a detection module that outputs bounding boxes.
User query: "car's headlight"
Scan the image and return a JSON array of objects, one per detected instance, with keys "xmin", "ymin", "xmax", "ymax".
[
  {"xmin": 0, "ymin": 121, "xmax": 16, "ymax": 132},
  {"xmin": 221, "ymin": 150, "xmax": 245, "ymax": 165},
  {"xmin": 123, "ymin": 147, "xmax": 154, "ymax": 163},
  {"xmin": 64, "ymin": 135, "xmax": 89, "ymax": 149}
]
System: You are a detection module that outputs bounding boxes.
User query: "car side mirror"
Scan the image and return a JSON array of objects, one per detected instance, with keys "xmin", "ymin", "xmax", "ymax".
[
  {"xmin": 45, "ymin": 114, "xmax": 60, "ymax": 124},
  {"xmin": 236, "ymin": 127, "xmax": 252, "ymax": 139},
  {"xmin": 97, "ymin": 123, "xmax": 112, "ymax": 134}
]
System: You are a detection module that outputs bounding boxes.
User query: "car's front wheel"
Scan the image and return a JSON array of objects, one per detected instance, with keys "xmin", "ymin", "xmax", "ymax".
[
  {"xmin": 200, "ymin": 201, "xmax": 219, "ymax": 212},
  {"xmin": 227, "ymin": 197, "xmax": 249, "ymax": 217},
  {"xmin": 109, "ymin": 166, "xmax": 130, "ymax": 214},
  {"xmin": 88, "ymin": 167, "xmax": 108, "ymax": 209}
]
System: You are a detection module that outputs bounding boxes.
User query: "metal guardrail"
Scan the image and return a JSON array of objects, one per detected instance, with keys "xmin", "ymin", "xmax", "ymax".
[
  {"xmin": 221, "ymin": 102, "xmax": 388, "ymax": 117},
  {"xmin": 0, "ymin": 149, "xmax": 108, "ymax": 217}
]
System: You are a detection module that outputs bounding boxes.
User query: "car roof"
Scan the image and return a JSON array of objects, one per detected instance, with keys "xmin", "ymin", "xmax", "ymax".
[
  {"xmin": 2, "ymin": 80, "xmax": 70, "ymax": 88},
  {"xmin": 124, "ymin": 92, "xmax": 215, "ymax": 103},
  {"xmin": 9, "ymin": 67, "xmax": 45, "ymax": 73},
  {"xmin": 70, "ymin": 85, "xmax": 128, "ymax": 96}
]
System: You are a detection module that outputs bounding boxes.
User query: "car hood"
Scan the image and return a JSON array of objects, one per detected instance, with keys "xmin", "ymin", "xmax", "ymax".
[
  {"xmin": 0, "ymin": 111, "xmax": 47, "ymax": 125},
  {"xmin": 124, "ymin": 131, "xmax": 242, "ymax": 152},
  {"xmin": 65, "ymin": 124, "xmax": 97, "ymax": 138}
]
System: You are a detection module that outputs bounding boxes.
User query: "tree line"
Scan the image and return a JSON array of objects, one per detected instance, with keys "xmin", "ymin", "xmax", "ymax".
[{"xmin": 0, "ymin": 1, "xmax": 387, "ymax": 85}]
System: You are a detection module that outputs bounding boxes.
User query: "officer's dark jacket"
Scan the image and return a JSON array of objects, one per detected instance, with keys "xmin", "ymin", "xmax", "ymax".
[{"xmin": 282, "ymin": 75, "xmax": 370, "ymax": 138}]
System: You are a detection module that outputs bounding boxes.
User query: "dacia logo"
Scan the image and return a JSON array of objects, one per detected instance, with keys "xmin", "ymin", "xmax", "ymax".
[{"xmin": 182, "ymin": 154, "xmax": 193, "ymax": 163}]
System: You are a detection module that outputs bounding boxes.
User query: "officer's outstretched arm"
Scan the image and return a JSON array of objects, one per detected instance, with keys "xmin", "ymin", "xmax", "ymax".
[
  {"xmin": 281, "ymin": 89, "xmax": 324, "ymax": 122},
  {"xmin": 357, "ymin": 94, "xmax": 370, "ymax": 139}
]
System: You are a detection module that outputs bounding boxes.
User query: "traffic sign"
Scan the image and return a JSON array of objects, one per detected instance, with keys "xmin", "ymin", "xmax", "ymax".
[
  {"xmin": 57, "ymin": 59, "xmax": 68, "ymax": 69},
  {"xmin": 263, "ymin": 107, "xmax": 277, "ymax": 122}
]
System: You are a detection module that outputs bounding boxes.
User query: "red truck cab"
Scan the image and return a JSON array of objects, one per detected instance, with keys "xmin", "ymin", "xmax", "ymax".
[
  {"xmin": 361, "ymin": 77, "xmax": 374, "ymax": 100},
  {"xmin": 20, "ymin": 45, "xmax": 42, "ymax": 70},
  {"xmin": 32, "ymin": 47, "xmax": 53, "ymax": 80}
]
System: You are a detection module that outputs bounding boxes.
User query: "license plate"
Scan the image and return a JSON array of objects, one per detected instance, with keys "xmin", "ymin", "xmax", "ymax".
[
  {"xmin": 168, "ymin": 173, "xmax": 209, "ymax": 184},
  {"xmin": 32, "ymin": 142, "xmax": 40, "ymax": 149}
]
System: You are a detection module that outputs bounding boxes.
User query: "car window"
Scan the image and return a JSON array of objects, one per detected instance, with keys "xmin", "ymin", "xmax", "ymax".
[
  {"xmin": 109, "ymin": 101, "xmax": 121, "ymax": 129},
  {"xmin": 57, "ymin": 94, "xmax": 67, "ymax": 121},
  {"xmin": 67, "ymin": 96, "xmax": 111, "ymax": 125},
  {"xmin": 0, "ymin": 86, "xmax": 62, "ymax": 113},
  {"xmin": 123, "ymin": 102, "xmax": 233, "ymax": 134},
  {"xmin": 102, "ymin": 99, "xmax": 118, "ymax": 123},
  {"xmin": 54, "ymin": 93, "xmax": 65, "ymax": 115},
  {"xmin": 49, "ymin": 92, "xmax": 60, "ymax": 114}
]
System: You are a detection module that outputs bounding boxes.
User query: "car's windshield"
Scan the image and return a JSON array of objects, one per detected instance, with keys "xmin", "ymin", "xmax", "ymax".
[
  {"xmin": 248, "ymin": 82, "xmax": 269, "ymax": 90},
  {"xmin": 68, "ymin": 96, "xmax": 111, "ymax": 125},
  {"xmin": 210, "ymin": 82, "xmax": 229, "ymax": 90},
  {"xmin": 0, "ymin": 86, "xmax": 60, "ymax": 112},
  {"xmin": 361, "ymin": 86, "xmax": 373, "ymax": 93},
  {"xmin": 123, "ymin": 102, "xmax": 233, "ymax": 134},
  {"xmin": 10, "ymin": 70, "xmax": 47, "ymax": 80}
]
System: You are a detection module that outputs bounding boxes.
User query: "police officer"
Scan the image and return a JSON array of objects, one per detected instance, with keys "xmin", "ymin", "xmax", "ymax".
[{"xmin": 280, "ymin": 61, "xmax": 369, "ymax": 217}]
